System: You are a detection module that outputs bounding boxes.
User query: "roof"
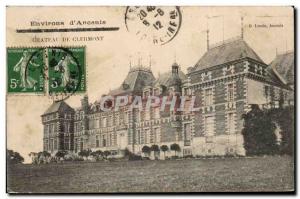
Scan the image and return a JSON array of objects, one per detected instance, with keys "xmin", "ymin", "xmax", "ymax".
[
  {"xmin": 43, "ymin": 101, "xmax": 74, "ymax": 115},
  {"xmin": 265, "ymin": 66, "xmax": 287, "ymax": 87},
  {"xmin": 156, "ymin": 69, "xmax": 187, "ymax": 87},
  {"xmin": 108, "ymin": 66, "xmax": 155, "ymax": 96},
  {"xmin": 268, "ymin": 51, "xmax": 294, "ymax": 85},
  {"xmin": 192, "ymin": 38, "xmax": 264, "ymax": 72}
]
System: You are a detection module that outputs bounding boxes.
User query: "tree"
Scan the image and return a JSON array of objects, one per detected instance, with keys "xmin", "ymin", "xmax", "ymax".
[
  {"xmin": 150, "ymin": 145, "xmax": 160, "ymax": 152},
  {"xmin": 150, "ymin": 145, "xmax": 160, "ymax": 159},
  {"xmin": 142, "ymin": 146, "xmax": 151, "ymax": 157},
  {"xmin": 242, "ymin": 105, "xmax": 278, "ymax": 156},
  {"xmin": 160, "ymin": 145, "xmax": 169, "ymax": 159},
  {"xmin": 42, "ymin": 151, "xmax": 51, "ymax": 158},
  {"xmin": 7, "ymin": 149, "xmax": 24, "ymax": 164},
  {"xmin": 170, "ymin": 143, "xmax": 181, "ymax": 156},
  {"xmin": 103, "ymin": 150, "xmax": 111, "ymax": 159},
  {"xmin": 55, "ymin": 150, "xmax": 68, "ymax": 159},
  {"xmin": 90, "ymin": 150, "xmax": 103, "ymax": 160},
  {"xmin": 78, "ymin": 149, "xmax": 91, "ymax": 159},
  {"xmin": 267, "ymin": 106, "xmax": 294, "ymax": 155}
]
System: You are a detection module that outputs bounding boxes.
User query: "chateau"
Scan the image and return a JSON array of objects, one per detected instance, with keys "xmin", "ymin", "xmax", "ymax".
[{"xmin": 41, "ymin": 36, "xmax": 294, "ymax": 159}]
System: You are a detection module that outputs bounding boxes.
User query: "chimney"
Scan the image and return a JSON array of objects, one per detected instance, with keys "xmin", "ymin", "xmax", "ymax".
[
  {"xmin": 81, "ymin": 95, "xmax": 89, "ymax": 113},
  {"xmin": 206, "ymin": 29, "xmax": 210, "ymax": 51},
  {"xmin": 241, "ymin": 16, "xmax": 244, "ymax": 39}
]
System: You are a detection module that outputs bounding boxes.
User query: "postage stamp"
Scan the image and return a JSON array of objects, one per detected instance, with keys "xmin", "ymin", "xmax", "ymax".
[
  {"xmin": 7, "ymin": 48, "xmax": 44, "ymax": 93},
  {"xmin": 125, "ymin": 6, "xmax": 182, "ymax": 45},
  {"xmin": 48, "ymin": 47, "xmax": 86, "ymax": 95}
]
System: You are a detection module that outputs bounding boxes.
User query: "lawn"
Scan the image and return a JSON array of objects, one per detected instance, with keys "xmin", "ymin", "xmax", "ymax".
[{"xmin": 7, "ymin": 155, "xmax": 294, "ymax": 193}]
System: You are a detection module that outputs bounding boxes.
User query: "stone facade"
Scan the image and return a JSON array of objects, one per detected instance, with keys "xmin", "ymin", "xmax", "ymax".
[{"xmin": 41, "ymin": 37, "xmax": 294, "ymax": 158}]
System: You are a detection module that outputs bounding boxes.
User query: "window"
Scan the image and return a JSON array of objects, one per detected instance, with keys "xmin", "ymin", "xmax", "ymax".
[
  {"xmin": 204, "ymin": 116, "xmax": 214, "ymax": 136},
  {"xmin": 94, "ymin": 119, "xmax": 99, "ymax": 129},
  {"xmin": 144, "ymin": 129, "xmax": 150, "ymax": 144},
  {"xmin": 102, "ymin": 135, "xmax": 106, "ymax": 147},
  {"xmin": 96, "ymin": 135, "xmax": 100, "ymax": 147},
  {"xmin": 183, "ymin": 87, "xmax": 189, "ymax": 96},
  {"xmin": 153, "ymin": 128, "xmax": 160, "ymax": 143},
  {"xmin": 154, "ymin": 88, "xmax": 160, "ymax": 96},
  {"xmin": 74, "ymin": 139, "xmax": 78, "ymax": 152},
  {"xmin": 145, "ymin": 110, "xmax": 151, "ymax": 121},
  {"xmin": 115, "ymin": 114, "xmax": 120, "ymax": 125},
  {"xmin": 184, "ymin": 123, "xmax": 191, "ymax": 141},
  {"xmin": 136, "ymin": 130, "xmax": 140, "ymax": 144},
  {"xmin": 64, "ymin": 138, "xmax": 69, "ymax": 150},
  {"xmin": 124, "ymin": 112, "xmax": 129, "ymax": 124},
  {"xmin": 64, "ymin": 122, "xmax": 70, "ymax": 133},
  {"xmin": 135, "ymin": 112, "xmax": 140, "ymax": 122},
  {"xmin": 144, "ymin": 90, "xmax": 150, "ymax": 98},
  {"xmin": 228, "ymin": 83, "xmax": 234, "ymax": 101},
  {"xmin": 44, "ymin": 140, "xmax": 48, "ymax": 151},
  {"xmin": 110, "ymin": 115, "xmax": 114, "ymax": 126},
  {"xmin": 102, "ymin": 117, "xmax": 107, "ymax": 127},
  {"xmin": 50, "ymin": 139, "xmax": 54, "ymax": 151},
  {"xmin": 228, "ymin": 113, "xmax": 235, "ymax": 134},
  {"xmin": 154, "ymin": 107, "xmax": 160, "ymax": 119},
  {"xmin": 149, "ymin": 129, "xmax": 154, "ymax": 143},
  {"xmin": 204, "ymin": 88, "xmax": 213, "ymax": 106},
  {"xmin": 140, "ymin": 130, "xmax": 144, "ymax": 144},
  {"xmin": 80, "ymin": 138, "xmax": 84, "ymax": 151}
]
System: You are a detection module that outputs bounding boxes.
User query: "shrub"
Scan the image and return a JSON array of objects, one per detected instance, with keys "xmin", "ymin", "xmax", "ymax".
[
  {"xmin": 7, "ymin": 149, "xmax": 24, "ymax": 164},
  {"xmin": 170, "ymin": 143, "xmax": 181, "ymax": 156},
  {"xmin": 242, "ymin": 105, "xmax": 278, "ymax": 156},
  {"xmin": 142, "ymin": 146, "xmax": 151, "ymax": 156}
]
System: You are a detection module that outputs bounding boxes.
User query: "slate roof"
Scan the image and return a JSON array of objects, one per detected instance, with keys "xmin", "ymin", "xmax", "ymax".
[
  {"xmin": 43, "ymin": 101, "xmax": 73, "ymax": 115},
  {"xmin": 192, "ymin": 38, "xmax": 264, "ymax": 72},
  {"xmin": 108, "ymin": 66, "xmax": 155, "ymax": 96},
  {"xmin": 268, "ymin": 51, "xmax": 294, "ymax": 85},
  {"xmin": 156, "ymin": 68, "xmax": 187, "ymax": 87}
]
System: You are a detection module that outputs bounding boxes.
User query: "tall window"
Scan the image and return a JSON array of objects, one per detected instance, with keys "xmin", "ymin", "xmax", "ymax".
[
  {"xmin": 154, "ymin": 88, "xmax": 160, "ymax": 96},
  {"xmin": 204, "ymin": 116, "xmax": 214, "ymax": 136},
  {"xmin": 64, "ymin": 138, "xmax": 69, "ymax": 150},
  {"xmin": 102, "ymin": 135, "xmax": 106, "ymax": 147},
  {"xmin": 184, "ymin": 123, "xmax": 191, "ymax": 141},
  {"xmin": 144, "ymin": 129, "xmax": 150, "ymax": 144},
  {"xmin": 204, "ymin": 88, "xmax": 213, "ymax": 106},
  {"xmin": 140, "ymin": 130, "xmax": 144, "ymax": 144},
  {"xmin": 135, "ymin": 112, "xmax": 140, "ymax": 122},
  {"xmin": 80, "ymin": 138, "xmax": 83, "ymax": 151},
  {"xmin": 96, "ymin": 135, "xmax": 100, "ymax": 147},
  {"xmin": 228, "ymin": 83, "xmax": 234, "ymax": 101},
  {"xmin": 95, "ymin": 119, "xmax": 99, "ymax": 129},
  {"xmin": 74, "ymin": 139, "xmax": 78, "ymax": 152},
  {"xmin": 153, "ymin": 128, "xmax": 160, "ymax": 143},
  {"xmin": 136, "ymin": 130, "xmax": 140, "ymax": 144},
  {"xmin": 145, "ymin": 110, "xmax": 151, "ymax": 121},
  {"xmin": 154, "ymin": 107, "xmax": 160, "ymax": 119},
  {"xmin": 144, "ymin": 91, "xmax": 150, "ymax": 98},
  {"xmin": 228, "ymin": 113, "xmax": 235, "ymax": 134},
  {"xmin": 102, "ymin": 117, "xmax": 107, "ymax": 127},
  {"xmin": 149, "ymin": 129, "xmax": 154, "ymax": 143}
]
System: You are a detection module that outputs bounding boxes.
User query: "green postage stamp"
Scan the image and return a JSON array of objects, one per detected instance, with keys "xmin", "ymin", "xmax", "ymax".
[
  {"xmin": 7, "ymin": 48, "xmax": 44, "ymax": 93},
  {"xmin": 7, "ymin": 47, "xmax": 86, "ymax": 95}
]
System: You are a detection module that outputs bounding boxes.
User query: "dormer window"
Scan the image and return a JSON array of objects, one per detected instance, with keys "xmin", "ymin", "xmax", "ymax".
[
  {"xmin": 143, "ymin": 90, "xmax": 150, "ymax": 98},
  {"xmin": 153, "ymin": 88, "xmax": 160, "ymax": 96}
]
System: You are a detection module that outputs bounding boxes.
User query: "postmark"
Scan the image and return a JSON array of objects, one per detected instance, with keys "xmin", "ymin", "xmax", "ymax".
[
  {"xmin": 125, "ymin": 6, "xmax": 182, "ymax": 45},
  {"xmin": 7, "ymin": 48, "xmax": 44, "ymax": 93},
  {"xmin": 48, "ymin": 47, "xmax": 86, "ymax": 97}
]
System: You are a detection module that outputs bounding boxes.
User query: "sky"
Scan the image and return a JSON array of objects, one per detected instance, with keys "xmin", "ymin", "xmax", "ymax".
[{"xmin": 6, "ymin": 6, "xmax": 294, "ymax": 163}]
